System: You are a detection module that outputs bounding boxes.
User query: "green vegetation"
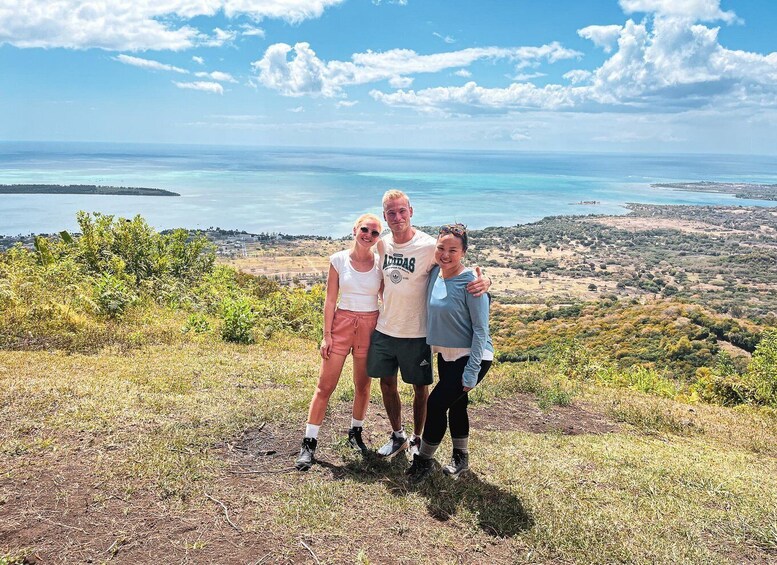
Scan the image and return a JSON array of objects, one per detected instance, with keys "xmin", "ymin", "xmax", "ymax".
[
  {"xmin": 0, "ymin": 211, "xmax": 322, "ymax": 352},
  {"xmin": 1, "ymin": 211, "xmax": 776, "ymax": 563},
  {"xmin": 0, "ymin": 183, "xmax": 179, "ymax": 196},
  {"xmin": 469, "ymin": 205, "xmax": 777, "ymax": 321}
]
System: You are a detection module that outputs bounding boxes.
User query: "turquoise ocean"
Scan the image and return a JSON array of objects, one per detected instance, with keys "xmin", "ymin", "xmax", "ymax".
[{"xmin": 2, "ymin": 142, "xmax": 776, "ymax": 237}]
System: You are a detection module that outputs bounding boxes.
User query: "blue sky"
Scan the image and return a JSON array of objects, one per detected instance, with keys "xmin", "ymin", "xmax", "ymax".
[{"xmin": 2, "ymin": 0, "xmax": 777, "ymax": 153}]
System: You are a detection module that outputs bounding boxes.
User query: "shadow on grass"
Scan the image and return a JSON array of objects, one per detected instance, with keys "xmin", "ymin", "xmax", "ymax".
[{"xmin": 319, "ymin": 452, "xmax": 532, "ymax": 538}]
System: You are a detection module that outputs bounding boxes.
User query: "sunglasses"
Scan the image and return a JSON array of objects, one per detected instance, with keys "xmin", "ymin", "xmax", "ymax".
[
  {"xmin": 359, "ymin": 226, "xmax": 381, "ymax": 238},
  {"xmin": 439, "ymin": 223, "xmax": 467, "ymax": 236}
]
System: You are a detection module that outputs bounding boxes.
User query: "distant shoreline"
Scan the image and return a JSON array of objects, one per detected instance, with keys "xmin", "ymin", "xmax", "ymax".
[
  {"xmin": 0, "ymin": 184, "xmax": 180, "ymax": 197},
  {"xmin": 652, "ymin": 181, "xmax": 777, "ymax": 201}
]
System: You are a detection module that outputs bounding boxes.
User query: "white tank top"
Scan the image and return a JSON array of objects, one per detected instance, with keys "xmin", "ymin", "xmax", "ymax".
[{"xmin": 330, "ymin": 250, "xmax": 382, "ymax": 312}]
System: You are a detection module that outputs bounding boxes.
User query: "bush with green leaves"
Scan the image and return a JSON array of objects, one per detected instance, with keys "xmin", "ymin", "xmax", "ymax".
[
  {"xmin": 0, "ymin": 212, "xmax": 323, "ymax": 352},
  {"xmin": 220, "ymin": 297, "xmax": 258, "ymax": 344},
  {"xmin": 94, "ymin": 273, "xmax": 136, "ymax": 318},
  {"xmin": 743, "ymin": 329, "xmax": 777, "ymax": 406},
  {"xmin": 74, "ymin": 211, "xmax": 215, "ymax": 284},
  {"xmin": 182, "ymin": 312, "xmax": 211, "ymax": 334}
]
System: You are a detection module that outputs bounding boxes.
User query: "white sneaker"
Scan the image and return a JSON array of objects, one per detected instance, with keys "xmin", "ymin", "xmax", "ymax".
[
  {"xmin": 377, "ymin": 433, "xmax": 408, "ymax": 459},
  {"xmin": 408, "ymin": 436, "xmax": 421, "ymax": 458}
]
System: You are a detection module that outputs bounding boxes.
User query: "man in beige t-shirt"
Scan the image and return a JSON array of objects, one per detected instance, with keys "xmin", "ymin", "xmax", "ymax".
[{"xmin": 367, "ymin": 189, "xmax": 489, "ymax": 458}]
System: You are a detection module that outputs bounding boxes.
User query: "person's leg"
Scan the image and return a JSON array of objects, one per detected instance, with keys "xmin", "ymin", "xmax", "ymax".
[
  {"xmin": 380, "ymin": 374, "xmax": 402, "ymax": 432},
  {"xmin": 418, "ymin": 356, "xmax": 463, "ymax": 459},
  {"xmin": 412, "ymin": 383, "xmax": 429, "ymax": 438},
  {"xmin": 306, "ymin": 353, "xmax": 348, "ymax": 426},
  {"xmin": 448, "ymin": 359, "xmax": 492, "ymax": 440},
  {"xmin": 396, "ymin": 338, "xmax": 432, "ymax": 439},
  {"xmin": 444, "ymin": 360, "xmax": 492, "ymax": 477},
  {"xmin": 351, "ymin": 355, "xmax": 372, "ymax": 421},
  {"xmin": 297, "ymin": 353, "xmax": 347, "ymax": 471}
]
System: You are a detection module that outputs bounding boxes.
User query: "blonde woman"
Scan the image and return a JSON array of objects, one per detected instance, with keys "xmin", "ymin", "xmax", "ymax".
[{"xmin": 296, "ymin": 214, "xmax": 384, "ymax": 471}]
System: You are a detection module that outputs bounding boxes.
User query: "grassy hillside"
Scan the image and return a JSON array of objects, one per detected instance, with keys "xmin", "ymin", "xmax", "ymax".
[
  {"xmin": 2, "ymin": 211, "xmax": 776, "ymax": 563},
  {"xmin": 2, "ymin": 339, "xmax": 776, "ymax": 563}
]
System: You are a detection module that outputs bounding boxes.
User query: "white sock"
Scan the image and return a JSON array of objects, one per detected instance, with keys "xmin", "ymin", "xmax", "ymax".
[
  {"xmin": 350, "ymin": 418, "xmax": 364, "ymax": 429},
  {"xmin": 305, "ymin": 423, "xmax": 320, "ymax": 440},
  {"xmin": 393, "ymin": 428, "xmax": 406, "ymax": 439}
]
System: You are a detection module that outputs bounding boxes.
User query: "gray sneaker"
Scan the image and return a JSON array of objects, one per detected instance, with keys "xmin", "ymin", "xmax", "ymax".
[
  {"xmin": 377, "ymin": 433, "xmax": 408, "ymax": 459},
  {"xmin": 347, "ymin": 426, "xmax": 369, "ymax": 455},
  {"xmin": 295, "ymin": 437, "xmax": 317, "ymax": 471},
  {"xmin": 442, "ymin": 449, "xmax": 469, "ymax": 478}
]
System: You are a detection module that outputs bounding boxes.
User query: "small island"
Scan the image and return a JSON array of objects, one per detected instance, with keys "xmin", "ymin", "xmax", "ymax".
[
  {"xmin": 652, "ymin": 181, "xmax": 777, "ymax": 201},
  {"xmin": 0, "ymin": 184, "xmax": 180, "ymax": 196}
]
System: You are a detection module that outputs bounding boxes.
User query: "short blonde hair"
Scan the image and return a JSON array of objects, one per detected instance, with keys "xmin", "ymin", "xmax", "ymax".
[
  {"xmin": 353, "ymin": 213, "xmax": 382, "ymax": 232},
  {"xmin": 382, "ymin": 189, "xmax": 410, "ymax": 209}
]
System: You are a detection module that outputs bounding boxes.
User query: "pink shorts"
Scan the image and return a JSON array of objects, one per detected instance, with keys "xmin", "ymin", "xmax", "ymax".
[{"xmin": 330, "ymin": 309, "xmax": 380, "ymax": 358}]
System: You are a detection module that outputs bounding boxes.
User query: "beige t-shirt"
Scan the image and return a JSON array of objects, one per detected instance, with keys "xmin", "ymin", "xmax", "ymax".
[{"xmin": 376, "ymin": 229, "xmax": 436, "ymax": 338}]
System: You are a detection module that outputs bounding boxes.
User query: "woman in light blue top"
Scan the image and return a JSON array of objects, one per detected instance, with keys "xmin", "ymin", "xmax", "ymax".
[{"xmin": 406, "ymin": 223, "xmax": 493, "ymax": 483}]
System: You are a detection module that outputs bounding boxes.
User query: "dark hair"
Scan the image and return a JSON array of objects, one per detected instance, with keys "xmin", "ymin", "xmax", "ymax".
[{"xmin": 439, "ymin": 223, "xmax": 468, "ymax": 251}]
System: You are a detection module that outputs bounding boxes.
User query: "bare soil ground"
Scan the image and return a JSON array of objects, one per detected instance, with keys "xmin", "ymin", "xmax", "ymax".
[
  {"xmin": 1, "ymin": 394, "xmax": 617, "ymax": 564},
  {"xmin": 584, "ymin": 216, "xmax": 746, "ymax": 235}
]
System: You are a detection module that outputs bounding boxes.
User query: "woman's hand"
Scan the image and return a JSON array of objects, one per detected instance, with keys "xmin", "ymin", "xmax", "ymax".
[
  {"xmin": 462, "ymin": 385, "xmax": 473, "ymax": 392},
  {"xmin": 320, "ymin": 336, "xmax": 333, "ymax": 359}
]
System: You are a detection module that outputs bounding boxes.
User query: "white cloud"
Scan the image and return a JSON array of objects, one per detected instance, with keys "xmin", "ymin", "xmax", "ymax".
[
  {"xmin": 510, "ymin": 131, "xmax": 531, "ymax": 141},
  {"xmin": 619, "ymin": 0, "xmax": 737, "ymax": 23},
  {"xmin": 174, "ymin": 81, "xmax": 224, "ymax": 94},
  {"xmin": 114, "ymin": 54, "xmax": 188, "ymax": 74},
  {"xmin": 0, "ymin": 0, "xmax": 344, "ymax": 51},
  {"xmin": 433, "ymin": 32, "xmax": 455, "ymax": 44},
  {"xmin": 511, "ymin": 72, "xmax": 546, "ymax": 81},
  {"xmin": 454, "ymin": 69, "xmax": 472, "ymax": 78},
  {"xmin": 253, "ymin": 42, "xmax": 581, "ymax": 97},
  {"xmin": 195, "ymin": 71, "xmax": 238, "ymax": 83},
  {"xmin": 241, "ymin": 25, "xmax": 266, "ymax": 38},
  {"xmin": 289, "ymin": 106, "xmax": 305, "ymax": 112},
  {"xmin": 578, "ymin": 25, "xmax": 622, "ymax": 53},
  {"xmin": 371, "ymin": 4, "xmax": 777, "ymax": 116},
  {"xmin": 564, "ymin": 70, "xmax": 592, "ymax": 84},
  {"xmin": 203, "ymin": 27, "xmax": 237, "ymax": 47},
  {"xmin": 389, "ymin": 76, "xmax": 414, "ymax": 88},
  {"xmin": 370, "ymin": 81, "xmax": 583, "ymax": 114},
  {"xmin": 192, "ymin": 56, "xmax": 205, "ymax": 65},
  {"xmin": 336, "ymin": 100, "xmax": 359, "ymax": 108}
]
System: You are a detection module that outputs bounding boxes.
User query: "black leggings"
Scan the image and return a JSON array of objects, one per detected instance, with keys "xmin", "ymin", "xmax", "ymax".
[{"xmin": 422, "ymin": 354, "xmax": 492, "ymax": 445}]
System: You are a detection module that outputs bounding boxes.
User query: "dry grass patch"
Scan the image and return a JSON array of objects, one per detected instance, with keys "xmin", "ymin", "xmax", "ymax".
[{"xmin": 2, "ymin": 343, "xmax": 777, "ymax": 563}]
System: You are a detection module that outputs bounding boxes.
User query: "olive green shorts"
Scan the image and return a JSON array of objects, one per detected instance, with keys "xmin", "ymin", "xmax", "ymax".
[{"xmin": 366, "ymin": 330, "xmax": 433, "ymax": 386}]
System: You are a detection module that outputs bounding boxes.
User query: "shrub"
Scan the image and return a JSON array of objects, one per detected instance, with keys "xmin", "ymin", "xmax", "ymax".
[
  {"xmin": 221, "ymin": 297, "xmax": 258, "ymax": 344},
  {"xmin": 94, "ymin": 273, "xmax": 136, "ymax": 319},
  {"xmin": 743, "ymin": 329, "xmax": 777, "ymax": 406},
  {"xmin": 182, "ymin": 312, "xmax": 211, "ymax": 334}
]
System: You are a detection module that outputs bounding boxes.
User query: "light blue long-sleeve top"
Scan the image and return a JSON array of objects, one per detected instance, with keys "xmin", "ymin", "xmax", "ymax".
[{"xmin": 426, "ymin": 265, "xmax": 493, "ymax": 388}]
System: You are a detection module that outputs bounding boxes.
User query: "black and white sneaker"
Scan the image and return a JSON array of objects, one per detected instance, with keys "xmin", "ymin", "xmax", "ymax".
[
  {"xmin": 408, "ymin": 436, "xmax": 421, "ymax": 458},
  {"xmin": 405, "ymin": 454, "xmax": 433, "ymax": 484},
  {"xmin": 347, "ymin": 426, "xmax": 369, "ymax": 455},
  {"xmin": 442, "ymin": 449, "xmax": 469, "ymax": 478},
  {"xmin": 376, "ymin": 432, "xmax": 408, "ymax": 459},
  {"xmin": 295, "ymin": 437, "xmax": 317, "ymax": 471}
]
